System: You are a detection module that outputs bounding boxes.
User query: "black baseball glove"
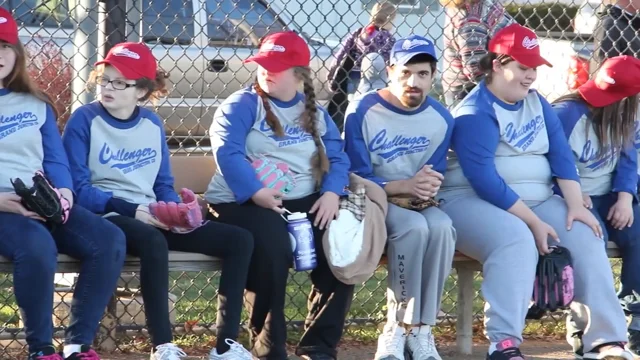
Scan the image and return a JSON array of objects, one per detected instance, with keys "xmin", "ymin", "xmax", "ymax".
[
  {"xmin": 526, "ymin": 246, "xmax": 575, "ymax": 319},
  {"xmin": 10, "ymin": 171, "xmax": 70, "ymax": 225}
]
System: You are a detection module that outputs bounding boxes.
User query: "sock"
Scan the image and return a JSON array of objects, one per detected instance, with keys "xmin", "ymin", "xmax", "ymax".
[
  {"xmin": 215, "ymin": 339, "xmax": 230, "ymax": 355},
  {"xmin": 63, "ymin": 344, "xmax": 82, "ymax": 358},
  {"xmin": 420, "ymin": 325, "xmax": 431, "ymax": 334},
  {"xmin": 488, "ymin": 342, "xmax": 498, "ymax": 355}
]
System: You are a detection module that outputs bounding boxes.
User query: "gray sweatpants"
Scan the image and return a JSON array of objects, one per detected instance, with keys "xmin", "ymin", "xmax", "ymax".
[
  {"xmin": 385, "ymin": 204, "xmax": 457, "ymax": 325},
  {"xmin": 440, "ymin": 194, "xmax": 628, "ymax": 351}
]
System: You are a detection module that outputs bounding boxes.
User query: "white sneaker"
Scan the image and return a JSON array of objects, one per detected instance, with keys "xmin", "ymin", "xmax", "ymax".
[
  {"xmin": 150, "ymin": 343, "xmax": 187, "ymax": 360},
  {"xmin": 583, "ymin": 344, "xmax": 634, "ymax": 359},
  {"xmin": 406, "ymin": 326, "xmax": 442, "ymax": 360},
  {"xmin": 208, "ymin": 339, "xmax": 256, "ymax": 359},
  {"xmin": 374, "ymin": 322, "xmax": 406, "ymax": 360}
]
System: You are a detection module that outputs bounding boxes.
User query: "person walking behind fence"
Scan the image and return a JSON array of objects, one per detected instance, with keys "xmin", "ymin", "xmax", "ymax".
[
  {"xmin": 343, "ymin": 35, "xmax": 456, "ymax": 360},
  {"xmin": 551, "ymin": 55, "xmax": 640, "ymax": 358},
  {"xmin": 440, "ymin": 0, "xmax": 514, "ymax": 107},
  {"xmin": 0, "ymin": 7, "xmax": 127, "ymax": 360},
  {"xmin": 438, "ymin": 23, "xmax": 634, "ymax": 359},
  {"xmin": 354, "ymin": 52, "xmax": 389, "ymax": 98},
  {"xmin": 326, "ymin": 1, "xmax": 397, "ymax": 130},
  {"xmin": 61, "ymin": 42, "xmax": 255, "ymax": 360},
  {"xmin": 204, "ymin": 31, "xmax": 354, "ymax": 360}
]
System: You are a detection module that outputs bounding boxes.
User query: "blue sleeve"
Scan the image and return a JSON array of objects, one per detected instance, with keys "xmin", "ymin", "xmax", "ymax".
[
  {"xmin": 343, "ymin": 101, "xmax": 387, "ymax": 187},
  {"xmin": 427, "ymin": 100, "xmax": 455, "ymax": 175},
  {"xmin": 151, "ymin": 115, "xmax": 180, "ymax": 203},
  {"xmin": 540, "ymin": 95, "xmax": 580, "ymax": 182},
  {"xmin": 320, "ymin": 108, "xmax": 350, "ymax": 196},
  {"xmin": 61, "ymin": 108, "xmax": 113, "ymax": 213},
  {"xmin": 551, "ymin": 100, "xmax": 584, "ymax": 141},
  {"xmin": 613, "ymin": 145, "xmax": 639, "ymax": 195},
  {"xmin": 451, "ymin": 112, "xmax": 519, "ymax": 210},
  {"xmin": 41, "ymin": 105, "xmax": 73, "ymax": 190},
  {"xmin": 210, "ymin": 91, "xmax": 265, "ymax": 204}
]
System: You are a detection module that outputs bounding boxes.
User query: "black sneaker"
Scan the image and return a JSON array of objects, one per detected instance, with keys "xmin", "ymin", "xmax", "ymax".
[
  {"xmin": 569, "ymin": 331, "xmax": 584, "ymax": 359},
  {"xmin": 300, "ymin": 353, "xmax": 335, "ymax": 360},
  {"xmin": 627, "ymin": 329, "xmax": 640, "ymax": 356},
  {"xmin": 28, "ymin": 346, "xmax": 63, "ymax": 360},
  {"xmin": 63, "ymin": 345, "xmax": 100, "ymax": 360},
  {"xmin": 486, "ymin": 339, "xmax": 525, "ymax": 360}
]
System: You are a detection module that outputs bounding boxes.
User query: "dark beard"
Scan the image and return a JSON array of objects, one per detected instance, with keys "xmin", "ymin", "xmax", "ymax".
[{"xmin": 400, "ymin": 90, "xmax": 425, "ymax": 108}]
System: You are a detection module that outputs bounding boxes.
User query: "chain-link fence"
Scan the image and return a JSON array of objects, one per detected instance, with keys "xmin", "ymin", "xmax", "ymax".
[{"xmin": 0, "ymin": 0, "xmax": 626, "ymax": 357}]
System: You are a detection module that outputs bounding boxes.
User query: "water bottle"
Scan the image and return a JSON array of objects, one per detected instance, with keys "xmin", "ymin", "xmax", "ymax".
[{"xmin": 285, "ymin": 212, "xmax": 317, "ymax": 271}]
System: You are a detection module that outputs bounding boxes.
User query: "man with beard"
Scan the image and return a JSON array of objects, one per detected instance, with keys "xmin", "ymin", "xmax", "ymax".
[{"xmin": 343, "ymin": 35, "xmax": 457, "ymax": 360}]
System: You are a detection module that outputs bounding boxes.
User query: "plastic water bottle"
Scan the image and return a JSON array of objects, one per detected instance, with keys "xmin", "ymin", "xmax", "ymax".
[{"xmin": 286, "ymin": 212, "xmax": 317, "ymax": 271}]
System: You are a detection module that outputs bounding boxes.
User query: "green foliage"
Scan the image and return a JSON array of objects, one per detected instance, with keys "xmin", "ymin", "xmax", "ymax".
[{"xmin": 505, "ymin": 3, "xmax": 580, "ymax": 33}]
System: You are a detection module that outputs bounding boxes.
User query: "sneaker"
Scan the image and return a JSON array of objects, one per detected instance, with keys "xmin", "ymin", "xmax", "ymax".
[
  {"xmin": 569, "ymin": 331, "xmax": 584, "ymax": 359},
  {"xmin": 374, "ymin": 322, "xmax": 406, "ymax": 360},
  {"xmin": 626, "ymin": 330, "xmax": 640, "ymax": 357},
  {"xmin": 150, "ymin": 343, "xmax": 187, "ymax": 360},
  {"xmin": 299, "ymin": 353, "xmax": 335, "ymax": 360},
  {"xmin": 405, "ymin": 326, "xmax": 442, "ymax": 360},
  {"xmin": 29, "ymin": 346, "xmax": 64, "ymax": 360},
  {"xmin": 583, "ymin": 343, "xmax": 634, "ymax": 359},
  {"xmin": 486, "ymin": 339, "xmax": 525, "ymax": 360},
  {"xmin": 63, "ymin": 345, "xmax": 100, "ymax": 360},
  {"xmin": 209, "ymin": 339, "xmax": 256, "ymax": 359}
]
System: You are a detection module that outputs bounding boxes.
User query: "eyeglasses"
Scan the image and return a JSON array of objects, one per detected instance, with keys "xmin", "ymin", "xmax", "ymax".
[{"xmin": 96, "ymin": 76, "xmax": 137, "ymax": 90}]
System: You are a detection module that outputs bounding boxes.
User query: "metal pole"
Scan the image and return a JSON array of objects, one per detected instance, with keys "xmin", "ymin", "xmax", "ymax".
[
  {"xmin": 70, "ymin": 0, "xmax": 99, "ymax": 111},
  {"xmin": 100, "ymin": 0, "xmax": 127, "ymax": 53}
]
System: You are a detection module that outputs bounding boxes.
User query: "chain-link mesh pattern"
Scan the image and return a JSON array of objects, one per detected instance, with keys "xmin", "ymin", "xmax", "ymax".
[{"xmin": 0, "ymin": 0, "xmax": 628, "ymax": 357}]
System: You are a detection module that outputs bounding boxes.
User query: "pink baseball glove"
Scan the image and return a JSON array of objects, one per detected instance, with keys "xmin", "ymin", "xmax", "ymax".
[{"xmin": 149, "ymin": 188, "xmax": 204, "ymax": 230}]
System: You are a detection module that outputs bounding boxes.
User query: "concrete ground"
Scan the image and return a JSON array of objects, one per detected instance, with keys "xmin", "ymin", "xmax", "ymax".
[{"xmin": 97, "ymin": 340, "xmax": 576, "ymax": 359}]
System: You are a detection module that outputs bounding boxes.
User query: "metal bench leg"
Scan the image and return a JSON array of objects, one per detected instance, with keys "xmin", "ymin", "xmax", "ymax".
[{"xmin": 456, "ymin": 266, "xmax": 474, "ymax": 355}]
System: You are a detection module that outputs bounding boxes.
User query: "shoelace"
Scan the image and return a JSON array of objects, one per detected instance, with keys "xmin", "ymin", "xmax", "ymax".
[
  {"xmin": 224, "ymin": 339, "xmax": 254, "ymax": 358},
  {"xmin": 73, "ymin": 349, "xmax": 100, "ymax": 360},
  {"xmin": 499, "ymin": 347, "xmax": 525, "ymax": 359},
  {"xmin": 381, "ymin": 329, "xmax": 405, "ymax": 353},
  {"xmin": 155, "ymin": 343, "xmax": 187, "ymax": 360},
  {"xmin": 413, "ymin": 332, "xmax": 436, "ymax": 353}
]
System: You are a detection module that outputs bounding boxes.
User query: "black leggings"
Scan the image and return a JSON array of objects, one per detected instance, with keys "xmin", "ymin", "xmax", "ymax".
[
  {"xmin": 210, "ymin": 193, "xmax": 355, "ymax": 360},
  {"xmin": 106, "ymin": 216, "xmax": 253, "ymax": 353}
]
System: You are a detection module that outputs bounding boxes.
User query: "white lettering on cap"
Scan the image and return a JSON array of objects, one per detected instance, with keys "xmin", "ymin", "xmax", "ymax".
[
  {"xmin": 521, "ymin": 36, "xmax": 539, "ymax": 50},
  {"xmin": 597, "ymin": 70, "xmax": 616, "ymax": 85},
  {"xmin": 112, "ymin": 46, "xmax": 141, "ymax": 60},
  {"xmin": 261, "ymin": 42, "xmax": 286, "ymax": 53},
  {"xmin": 401, "ymin": 38, "xmax": 430, "ymax": 50},
  {"xmin": 0, "ymin": 17, "xmax": 7, "ymax": 24}
]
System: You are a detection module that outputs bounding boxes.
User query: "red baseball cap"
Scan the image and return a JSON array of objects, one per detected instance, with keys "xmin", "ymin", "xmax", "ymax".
[
  {"xmin": 94, "ymin": 42, "xmax": 157, "ymax": 80},
  {"xmin": 578, "ymin": 55, "xmax": 640, "ymax": 108},
  {"xmin": 488, "ymin": 23, "xmax": 552, "ymax": 69},
  {"xmin": 0, "ymin": 7, "xmax": 18, "ymax": 45},
  {"xmin": 243, "ymin": 31, "xmax": 311, "ymax": 72}
]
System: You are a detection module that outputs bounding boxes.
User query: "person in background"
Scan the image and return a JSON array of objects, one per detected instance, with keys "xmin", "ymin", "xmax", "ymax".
[
  {"xmin": 344, "ymin": 35, "xmax": 456, "ymax": 360},
  {"xmin": 438, "ymin": 23, "xmax": 634, "ymax": 359},
  {"xmin": 204, "ymin": 31, "xmax": 353, "ymax": 360},
  {"xmin": 0, "ymin": 7, "xmax": 126, "ymax": 360},
  {"xmin": 354, "ymin": 52, "xmax": 389, "ymax": 98},
  {"xmin": 61, "ymin": 42, "xmax": 255, "ymax": 360},
  {"xmin": 552, "ymin": 55, "xmax": 640, "ymax": 358},
  {"xmin": 441, "ymin": 0, "xmax": 514, "ymax": 107},
  {"xmin": 326, "ymin": 1, "xmax": 397, "ymax": 130}
]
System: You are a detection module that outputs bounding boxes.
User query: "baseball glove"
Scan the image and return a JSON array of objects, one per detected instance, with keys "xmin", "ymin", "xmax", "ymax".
[
  {"xmin": 388, "ymin": 196, "xmax": 439, "ymax": 211},
  {"xmin": 249, "ymin": 154, "xmax": 296, "ymax": 194},
  {"xmin": 526, "ymin": 246, "xmax": 575, "ymax": 319},
  {"xmin": 11, "ymin": 171, "xmax": 71, "ymax": 225},
  {"xmin": 149, "ymin": 188, "xmax": 204, "ymax": 229}
]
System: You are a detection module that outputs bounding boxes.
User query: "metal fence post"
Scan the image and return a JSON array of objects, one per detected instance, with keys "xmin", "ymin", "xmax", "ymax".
[{"xmin": 70, "ymin": 0, "xmax": 99, "ymax": 112}]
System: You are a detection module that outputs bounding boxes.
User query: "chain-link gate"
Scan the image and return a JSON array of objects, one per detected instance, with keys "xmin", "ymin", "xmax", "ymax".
[{"xmin": 0, "ymin": 0, "xmax": 628, "ymax": 357}]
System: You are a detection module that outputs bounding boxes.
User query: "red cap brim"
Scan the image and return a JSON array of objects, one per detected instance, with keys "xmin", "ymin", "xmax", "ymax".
[
  {"xmin": 578, "ymin": 79, "xmax": 618, "ymax": 108},
  {"xmin": 243, "ymin": 53, "xmax": 294, "ymax": 73},
  {"xmin": 512, "ymin": 53, "xmax": 553, "ymax": 69},
  {"xmin": 94, "ymin": 59, "xmax": 143, "ymax": 80}
]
